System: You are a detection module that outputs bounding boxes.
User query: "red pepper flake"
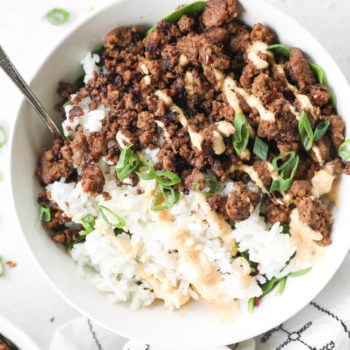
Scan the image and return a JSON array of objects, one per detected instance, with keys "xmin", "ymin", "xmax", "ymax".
[
  {"xmin": 6, "ymin": 261, "xmax": 17, "ymax": 268},
  {"xmin": 254, "ymin": 297, "xmax": 260, "ymax": 307}
]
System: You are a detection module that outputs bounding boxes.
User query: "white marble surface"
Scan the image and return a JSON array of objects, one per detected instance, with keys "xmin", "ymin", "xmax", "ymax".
[{"xmin": 0, "ymin": 0, "xmax": 349, "ymax": 349}]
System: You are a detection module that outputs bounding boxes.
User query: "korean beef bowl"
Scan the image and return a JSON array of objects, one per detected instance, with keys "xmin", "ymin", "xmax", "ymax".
[{"xmin": 10, "ymin": 0, "xmax": 350, "ymax": 346}]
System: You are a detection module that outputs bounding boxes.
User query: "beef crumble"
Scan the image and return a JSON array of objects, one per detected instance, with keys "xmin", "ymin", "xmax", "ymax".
[{"xmin": 37, "ymin": 0, "xmax": 349, "ymax": 248}]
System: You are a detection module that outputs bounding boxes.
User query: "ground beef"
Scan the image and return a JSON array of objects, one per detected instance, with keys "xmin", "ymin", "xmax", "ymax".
[
  {"xmin": 311, "ymin": 136, "xmax": 331, "ymax": 164},
  {"xmin": 298, "ymin": 197, "xmax": 332, "ymax": 245},
  {"xmin": 81, "ymin": 164, "xmax": 105, "ymax": 195},
  {"xmin": 252, "ymin": 159, "xmax": 272, "ymax": 189},
  {"xmin": 37, "ymin": 138, "xmax": 73, "ymax": 185},
  {"xmin": 324, "ymin": 114, "xmax": 345, "ymax": 150},
  {"xmin": 176, "ymin": 33, "xmax": 230, "ymax": 70},
  {"xmin": 0, "ymin": 340, "xmax": 10, "ymax": 350},
  {"xmin": 70, "ymin": 128, "xmax": 89, "ymax": 166},
  {"xmin": 225, "ymin": 182, "xmax": 260, "ymax": 221},
  {"xmin": 262, "ymin": 196, "xmax": 290, "ymax": 225},
  {"xmin": 178, "ymin": 14, "xmax": 196, "ymax": 32},
  {"xmin": 206, "ymin": 194, "xmax": 227, "ymax": 214},
  {"xmin": 202, "ymin": 0, "xmax": 238, "ymax": 28},
  {"xmin": 87, "ymin": 132, "xmax": 107, "ymax": 161},
  {"xmin": 309, "ymin": 84, "xmax": 330, "ymax": 106},
  {"xmin": 289, "ymin": 180, "xmax": 312, "ymax": 197},
  {"xmin": 57, "ymin": 81, "xmax": 77, "ymax": 99},
  {"xmin": 184, "ymin": 168, "xmax": 205, "ymax": 191},
  {"xmin": 69, "ymin": 106, "xmax": 84, "ymax": 119},
  {"xmin": 285, "ymin": 48, "xmax": 316, "ymax": 92},
  {"xmin": 250, "ymin": 23, "xmax": 275, "ymax": 44}
]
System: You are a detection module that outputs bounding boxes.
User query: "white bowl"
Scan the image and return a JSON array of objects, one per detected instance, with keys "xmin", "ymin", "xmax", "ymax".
[
  {"xmin": 10, "ymin": 0, "xmax": 350, "ymax": 346},
  {"xmin": 0, "ymin": 316, "xmax": 40, "ymax": 350}
]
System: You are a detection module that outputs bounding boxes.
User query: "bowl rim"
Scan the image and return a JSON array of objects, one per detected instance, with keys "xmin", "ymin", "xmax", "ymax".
[
  {"xmin": 9, "ymin": 0, "xmax": 350, "ymax": 346},
  {"xmin": 0, "ymin": 316, "xmax": 40, "ymax": 350}
]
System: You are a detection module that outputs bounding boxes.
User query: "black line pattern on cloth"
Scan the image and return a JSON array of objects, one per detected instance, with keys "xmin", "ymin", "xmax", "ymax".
[
  {"xmin": 87, "ymin": 319, "xmax": 103, "ymax": 350},
  {"xmin": 260, "ymin": 321, "xmax": 334, "ymax": 349},
  {"xmin": 310, "ymin": 301, "xmax": 350, "ymax": 340}
]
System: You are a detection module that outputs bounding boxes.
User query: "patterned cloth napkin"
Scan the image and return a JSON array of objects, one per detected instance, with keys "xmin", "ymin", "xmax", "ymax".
[{"xmin": 49, "ymin": 254, "xmax": 350, "ymax": 350}]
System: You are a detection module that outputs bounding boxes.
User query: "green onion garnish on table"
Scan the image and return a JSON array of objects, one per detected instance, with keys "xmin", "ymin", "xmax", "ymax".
[
  {"xmin": 45, "ymin": 8, "xmax": 71, "ymax": 26},
  {"xmin": 0, "ymin": 256, "xmax": 5, "ymax": 277}
]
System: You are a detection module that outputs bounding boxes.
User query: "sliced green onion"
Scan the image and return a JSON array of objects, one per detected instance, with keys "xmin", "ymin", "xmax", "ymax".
[
  {"xmin": 276, "ymin": 277, "xmax": 287, "ymax": 295},
  {"xmin": 261, "ymin": 277, "xmax": 281, "ymax": 296},
  {"xmin": 338, "ymin": 139, "xmax": 350, "ymax": 161},
  {"xmin": 270, "ymin": 151, "xmax": 299, "ymax": 192},
  {"xmin": 93, "ymin": 44, "xmax": 105, "ymax": 56},
  {"xmin": 45, "ymin": 8, "xmax": 70, "ymax": 26},
  {"xmin": 281, "ymin": 222, "xmax": 290, "ymax": 234},
  {"xmin": 63, "ymin": 100, "xmax": 71, "ymax": 107},
  {"xmin": 65, "ymin": 242, "xmax": 74, "ymax": 253},
  {"xmin": 116, "ymin": 145, "xmax": 140, "ymax": 181},
  {"xmin": 193, "ymin": 177, "xmax": 221, "ymax": 194},
  {"xmin": 0, "ymin": 256, "xmax": 5, "ymax": 277},
  {"xmin": 329, "ymin": 92, "xmax": 337, "ymax": 108},
  {"xmin": 80, "ymin": 214, "xmax": 95, "ymax": 236},
  {"xmin": 253, "ymin": 137, "xmax": 269, "ymax": 161},
  {"xmin": 74, "ymin": 74, "xmax": 85, "ymax": 89},
  {"xmin": 40, "ymin": 205, "xmax": 51, "ymax": 222},
  {"xmin": 98, "ymin": 205, "xmax": 126, "ymax": 228},
  {"xmin": 136, "ymin": 161, "xmax": 156, "ymax": 180},
  {"xmin": 228, "ymin": 219, "xmax": 236, "ymax": 230},
  {"xmin": 288, "ymin": 266, "xmax": 312, "ymax": 277},
  {"xmin": 313, "ymin": 120, "xmax": 330, "ymax": 142},
  {"xmin": 0, "ymin": 126, "xmax": 6, "ymax": 148},
  {"xmin": 310, "ymin": 63, "xmax": 325, "ymax": 85},
  {"xmin": 151, "ymin": 187, "xmax": 180, "ymax": 211},
  {"xmin": 298, "ymin": 111, "xmax": 314, "ymax": 151},
  {"xmin": 148, "ymin": 1, "xmax": 206, "ymax": 32},
  {"xmin": 64, "ymin": 236, "xmax": 85, "ymax": 253},
  {"xmin": 233, "ymin": 112, "xmax": 250, "ymax": 155},
  {"xmin": 155, "ymin": 171, "xmax": 181, "ymax": 187},
  {"xmin": 248, "ymin": 297, "xmax": 255, "ymax": 312},
  {"xmin": 251, "ymin": 266, "xmax": 312, "ymax": 311},
  {"xmin": 309, "ymin": 62, "xmax": 336, "ymax": 107},
  {"xmin": 266, "ymin": 44, "xmax": 291, "ymax": 58}
]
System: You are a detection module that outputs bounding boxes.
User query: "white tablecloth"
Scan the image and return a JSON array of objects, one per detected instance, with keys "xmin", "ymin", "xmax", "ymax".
[{"xmin": 0, "ymin": 1, "xmax": 349, "ymax": 348}]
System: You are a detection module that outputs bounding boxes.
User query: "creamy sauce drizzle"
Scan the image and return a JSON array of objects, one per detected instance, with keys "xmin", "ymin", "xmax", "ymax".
[
  {"xmin": 247, "ymin": 41, "xmax": 272, "ymax": 69},
  {"xmin": 311, "ymin": 162, "xmax": 335, "ymax": 198},
  {"xmin": 289, "ymin": 209, "xmax": 324, "ymax": 268},
  {"xmin": 155, "ymin": 90, "xmax": 204, "ymax": 151},
  {"xmin": 215, "ymin": 69, "xmax": 275, "ymax": 122}
]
